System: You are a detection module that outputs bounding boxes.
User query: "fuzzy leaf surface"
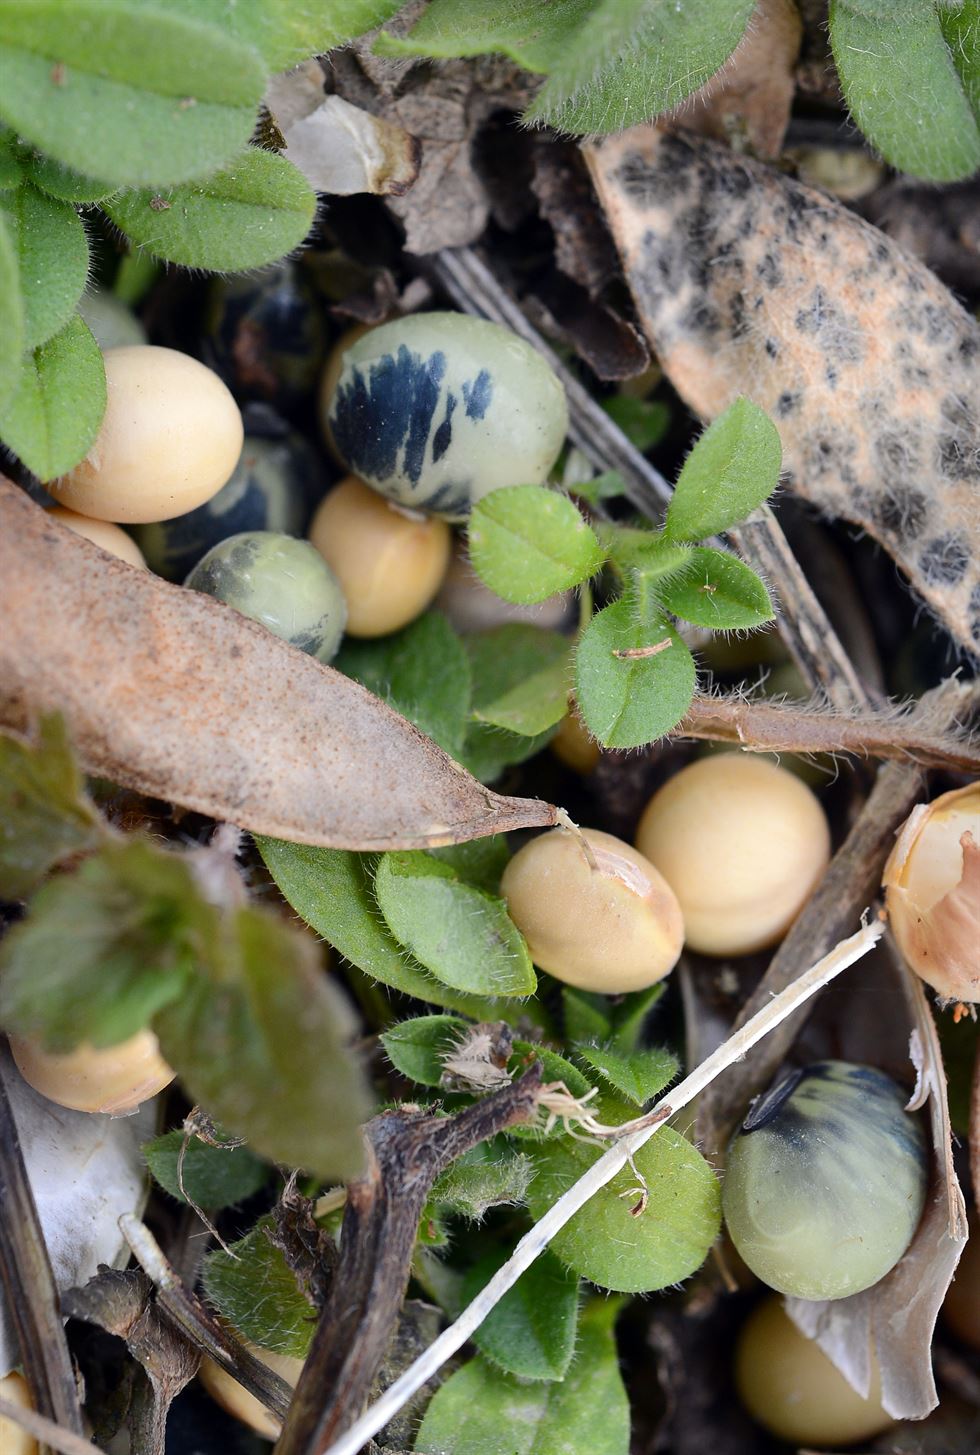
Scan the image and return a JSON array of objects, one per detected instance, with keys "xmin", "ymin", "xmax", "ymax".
[
  {"xmin": 575, "ymin": 588, "xmax": 696, "ymax": 749},
  {"xmin": 0, "ymin": 0, "xmax": 266, "ymax": 186},
  {"xmin": 0, "ymin": 313, "xmax": 105, "ymax": 478},
  {"xmin": 381, "ymin": 1014, "xmax": 468, "ymax": 1088},
  {"xmin": 0, "ymin": 716, "xmax": 104, "ymax": 899},
  {"xmin": 428, "ymin": 835, "xmax": 510, "ymax": 894},
  {"xmin": 202, "ymin": 1219, "xmax": 316, "ymax": 1358},
  {"xmin": 664, "ymin": 397, "xmax": 782, "ymax": 542},
  {"xmin": 171, "ymin": 0, "xmax": 404, "ymax": 68},
  {"xmin": 461, "ymin": 1247, "xmax": 579, "ymax": 1381},
  {"xmin": 105, "ymin": 148, "xmax": 316, "ymax": 271},
  {"xmin": 0, "ymin": 183, "xmax": 88, "ymax": 348},
  {"xmin": 430, "ymin": 1143, "xmax": 535, "ymax": 1220},
  {"xmin": 654, "ymin": 545, "xmax": 774, "ymax": 629},
  {"xmin": 574, "ymin": 1042, "xmax": 678, "ymax": 1107},
  {"xmin": 469, "ymin": 485, "xmax": 603, "ymax": 604},
  {"xmin": 469, "ymin": 626, "xmax": 571, "ymax": 738},
  {"xmin": 143, "ymin": 1128, "xmax": 268, "ymax": 1209}
]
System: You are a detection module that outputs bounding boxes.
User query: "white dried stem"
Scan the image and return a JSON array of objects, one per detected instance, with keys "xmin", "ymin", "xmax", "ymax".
[{"xmin": 322, "ymin": 919, "xmax": 883, "ymax": 1455}]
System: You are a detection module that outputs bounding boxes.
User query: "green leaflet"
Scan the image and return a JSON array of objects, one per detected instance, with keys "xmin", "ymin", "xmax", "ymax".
[
  {"xmin": 428, "ymin": 835, "xmax": 510, "ymax": 895},
  {"xmin": 654, "ymin": 546, "xmax": 775, "ymax": 630},
  {"xmin": 830, "ymin": 0, "xmax": 980, "ymax": 181},
  {"xmin": 664, "ymin": 397, "xmax": 782, "ymax": 543},
  {"xmin": 601, "ymin": 395, "xmax": 670, "ymax": 452},
  {"xmin": 143, "ymin": 1128, "xmax": 268, "ymax": 1209},
  {"xmin": 460, "ymin": 1248, "xmax": 579, "ymax": 1380},
  {"xmin": 429, "ymin": 1143, "xmax": 535, "ymax": 1220},
  {"xmin": 574, "ymin": 1042, "xmax": 678, "ymax": 1108},
  {"xmin": 105, "ymin": 148, "xmax": 316, "ymax": 272},
  {"xmin": 468, "ymin": 484, "xmax": 604, "ymax": 604},
  {"xmin": 0, "ymin": 183, "xmax": 89, "ymax": 349},
  {"xmin": 375, "ymin": 852, "xmax": 536, "ymax": 998},
  {"xmin": 940, "ymin": 0, "xmax": 980, "ymax": 119},
  {"xmin": 414, "ymin": 1302, "xmax": 629, "ymax": 1455},
  {"xmin": 0, "ymin": 1, "xmax": 266, "ymax": 187},
  {"xmin": 0, "ymin": 716, "xmax": 104, "ymax": 900},
  {"xmin": 169, "ymin": 0, "xmax": 405, "ymax": 70},
  {"xmin": 468, "ymin": 626, "xmax": 571, "ymax": 738},
  {"xmin": 0, "ymin": 312, "xmax": 106, "ymax": 479},
  {"xmin": 382, "ymin": 1014, "xmax": 468, "ymax": 1088},
  {"xmin": 202, "ymin": 1219, "xmax": 317, "ymax": 1358},
  {"xmin": 26, "ymin": 154, "xmax": 117, "ymax": 204}
]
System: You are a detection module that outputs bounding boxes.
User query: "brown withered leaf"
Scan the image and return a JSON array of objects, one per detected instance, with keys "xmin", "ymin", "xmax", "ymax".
[
  {"xmin": 0, "ymin": 480, "xmax": 557, "ymax": 849},
  {"xmin": 586, "ymin": 127, "xmax": 980, "ymax": 655},
  {"xmin": 668, "ymin": 0, "xmax": 802, "ymax": 158}
]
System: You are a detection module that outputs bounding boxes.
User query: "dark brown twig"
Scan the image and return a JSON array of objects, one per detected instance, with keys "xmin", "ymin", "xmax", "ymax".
[
  {"xmin": 276, "ymin": 1062, "xmax": 544, "ymax": 1455},
  {"xmin": 0, "ymin": 1064, "xmax": 86, "ymax": 1441}
]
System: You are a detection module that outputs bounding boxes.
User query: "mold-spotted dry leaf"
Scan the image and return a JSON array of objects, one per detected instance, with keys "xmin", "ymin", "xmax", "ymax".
[
  {"xmin": 0, "ymin": 480, "xmax": 557, "ymax": 849},
  {"xmin": 586, "ymin": 127, "xmax": 980, "ymax": 654}
]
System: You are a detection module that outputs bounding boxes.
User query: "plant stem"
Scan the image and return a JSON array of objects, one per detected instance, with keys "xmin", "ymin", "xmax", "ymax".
[{"xmin": 317, "ymin": 921, "xmax": 883, "ymax": 1455}]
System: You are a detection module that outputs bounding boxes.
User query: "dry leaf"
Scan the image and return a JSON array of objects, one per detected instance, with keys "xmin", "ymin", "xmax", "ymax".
[
  {"xmin": 0, "ymin": 480, "xmax": 557, "ymax": 850},
  {"xmin": 585, "ymin": 127, "xmax": 980, "ymax": 654},
  {"xmin": 265, "ymin": 64, "xmax": 420, "ymax": 197},
  {"xmin": 669, "ymin": 0, "xmax": 802, "ymax": 158}
]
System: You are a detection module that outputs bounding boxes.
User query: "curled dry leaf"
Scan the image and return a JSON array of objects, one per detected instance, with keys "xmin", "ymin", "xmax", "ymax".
[
  {"xmin": 585, "ymin": 127, "xmax": 980, "ymax": 654},
  {"xmin": 0, "ymin": 480, "xmax": 557, "ymax": 850},
  {"xmin": 265, "ymin": 62, "xmax": 420, "ymax": 197}
]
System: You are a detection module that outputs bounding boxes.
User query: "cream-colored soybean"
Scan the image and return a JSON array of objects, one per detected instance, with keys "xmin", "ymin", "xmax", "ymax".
[
  {"xmin": 47, "ymin": 506, "xmax": 147, "ymax": 568},
  {"xmin": 51, "ymin": 346, "xmax": 244, "ymax": 524},
  {"xmin": 550, "ymin": 708, "xmax": 600, "ymax": 777},
  {"xmin": 500, "ymin": 827, "xmax": 684, "ymax": 993},
  {"xmin": 735, "ymin": 1298, "xmax": 891, "ymax": 1447},
  {"xmin": 309, "ymin": 476, "xmax": 451, "ymax": 637},
  {"xmin": 0, "ymin": 1372, "xmax": 38, "ymax": 1455},
  {"xmin": 199, "ymin": 1341, "xmax": 304, "ymax": 1440},
  {"xmin": 636, "ymin": 754, "xmax": 831, "ymax": 956},
  {"xmin": 9, "ymin": 1030, "xmax": 175, "ymax": 1115}
]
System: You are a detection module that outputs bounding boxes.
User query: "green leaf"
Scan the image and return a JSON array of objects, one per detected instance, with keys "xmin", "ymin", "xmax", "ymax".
[
  {"xmin": 429, "ymin": 835, "xmax": 510, "ymax": 894},
  {"xmin": 25, "ymin": 155, "xmax": 117, "ymax": 204},
  {"xmin": 459, "ymin": 722, "xmax": 555, "ymax": 784},
  {"xmin": 105, "ymin": 148, "xmax": 316, "ymax": 272},
  {"xmin": 468, "ymin": 627, "xmax": 571, "ymax": 738},
  {"xmin": 506, "ymin": 1040, "xmax": 592, "ymax": 1142},
  {"xmin": 375, "ymin": 853, "xmax": 536, "ymax": 998},
  {"xmin": 0, "ymin": 838, "xmax": 200, "ymax": 1050},
  {"xmin": 460, "ymin": 1248, "xmax": 579, "ymax": 1381},
  {"xmin": 0, "ymin": 127, "xmax": 23, "ymax": 189},
  {"xmin": 468, "ymin": 486, "xmax": 604, "ymax": 605},
  {"xmin": 337, "ymin": 613, "xmax": 472, "ymax": 759},
  {"xmin": 202, "ymin": 1219, "xmax": 316, "ymax": 1358},
  {"xmin": 256, "ymin": 837, "xmax": 490, "ymax": 1016},
  {"xmin": 430, "ymin": 1142, "xmax": 535, "ymax": 1220},
  {"xmin": 0, "ymin": 183, "xmax": 88, "ymax": 348},
  {"xmin": 609, "ymin": 982, "xmax": 667, "ymax": 1054},
  {"xmin": 664, "ymin": 398, "xmax": 782, "ymax": 543},
  {"xmin": 0, "ymin": 312, "xmax": 106, "ymax": 479},
  {"xmin": 574, "ymin": 1042, "xmax": 678, "ymax": 1108},
  {"xmin": 170, "ymin": 0, "xmax": 404, "ymax": 70},
  {"xmin": 381, "ymin": 1014, "xmax": 468, "ymax": 1088},
  {"xmin": 143, "ymin": 1128, "xmax": 268, "ymax": 1209},
  {"xmin": 831, "ymin": 0, "xmax": 980, "ymax": 182},
  {"xmin": 562, "ymin": 988, "xmax": 612, "ymax": 1046},
  {"xmin": 0, "ymin": 1, "xmax": 266, "ymax": 187},
  {"xmin": 414, "ymin": 1303, "xmax": 629, "ymax": 1455},
  {"xmin": 0, "ymin": 716, "xmax": 104, "ymax": 900},
  {"xmin": 601, "ymin": 395, "xmax": 669, "ymax": 452},
  {"xmin": 654, "ymin": 546, "xmax": 774, "ymax": 630},
  {"xmin": 527, "ymin": 1121, "xmax": 721, "ymax": 1292},
  {"xmin": 153, "ymin": 906, "xmax": 372, "ymax": 1181},
  {"xmin": 568, "ymin": 468, "xmax": 629, "ymax": 507},
  {"xmin": 575, "ymin": 587, "xmax": 696, "ymax": 749},
  {"xmin": 940, "ymin": 0, "xmax": 980, "ymax": 119}
]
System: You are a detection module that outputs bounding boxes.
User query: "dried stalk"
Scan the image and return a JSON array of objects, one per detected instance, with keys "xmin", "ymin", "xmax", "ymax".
[
  {"xmin": 0, "ymin": 1398, "xmax": 103, "ymax": 1455},
  {"xmin": 0, "ymin": 1071, "xmax": 86, "ymax": 1444},
  {"xmin": 428, "ymin": 247, "xmax": 865, "ymax": 705},
  {"xmin": 319, "ymin": 922, "xmax": 883, "ymax": 1455},
  {"xmin": 276, "ymin": 1063, "xmax": 544, "ymax": 1455},
  {"xmin": 677, "ymin": 690, "xmax": 980, "ymax": 774}
]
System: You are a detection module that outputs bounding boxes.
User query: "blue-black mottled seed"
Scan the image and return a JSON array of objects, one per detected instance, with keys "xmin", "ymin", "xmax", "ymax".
[
  {"xmin": 723, "ymin": 1060, "xmax": 927, "ymax": 1301},
  {"xmin": 325, "ymin": 313, "xmax": 568, "ymax": 521}
]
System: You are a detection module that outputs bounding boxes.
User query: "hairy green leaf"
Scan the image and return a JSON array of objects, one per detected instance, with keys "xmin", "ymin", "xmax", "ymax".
[
  {"xmin": 154, "ymin": 906, "xmax": 372, "ymax": 1180},
  {"xmin": 574, "ymin": 1042, "xmax": 678, "ymax": 1108},
  {"xmin": 459, "ymin": 722, "xmax": 555, "ymax": 784},
  {"xmin": 507, "ymin": 1040, "xmax": 592, "ymax": 1142},
  {"xmin": 0, "ymin": 1, "xmax": 266, "ymax": 187},
  {"xmin": 0, "ymin": 127, "xmax": 23, "ymax": 189},
  {"xmin": 143, "ymin": 1128, "xmax": 268, "ymax": 1209},
  {"xmin": 831, "ymin": 0, "xmax": 980, "ymax": 181},
  {"xmin": 0, "ymin": 312, "xmax": 106, "ymax": 479},
  {"xmin": 527, "ymin": 1117, "xmax": 721, "ymax": 1292},
  {"xmin": 654, "ymin": 546, "xmax": 774, "ymax": 630},
  {"xmin": 381, "ymin": 1014, "xmax": 468, "ymax": 1087},
  {"xmin": 0, "ymin": 716, "xmax": 104, "ymax": 899},
  {"xmin": 601, "ymin": 394, "xmax": 670, "ymax": 451},
  {"xmin": 609, "ymin": 982, "xmax": 667, "ymax": 1054},
  {"xmin": 468, "ymin": 626, "xmax": 571, "ymax": 738},
  {"xmin": 375, "ymin": 852, "xmax": 535, "ymax": 997},
  {"xmin": 256, "ymin": 838, "xmax": 490, "ymax": 1016},
  {"xmin": 562, "ymin": 988, "xmax": 612, "ymax": 1046},
  {"xmin": 430, "ymin": 1143, "xmax": 535, "ymax": 1220},
  {"xmin": 575, "ymin": 587, "xmax": 696, "ymax": 749},
  {"xmin": 337, "ymin": 612, "xmax": 472, "ymax": 759},
  {"xmin": 414, "ymin": 1303, "xmax": 629, "ymax": 1455},
  {"xmin": 568, "ymin": 468, "xmax": 629, "ymax": 506},
  {"xmin": 172, "ymin": 0, "xmax": 404, "ymax": 69},
  {"xmin": 105, "ymin": 148, "xmax": 316, "ymax": 271},
  {"xmin": 469, "ymin": 485, "xmax": 604, "ymax": 604},
  {"xmin": 664, "ymin": 397, "xmax": 782, "ymax": 543},
  {"xmin": 26, "ymin": 155, "xmax": 117, "ymax": 203},
  {"xmin": 940, "ymin": 0, "xmax": 980, "ymax": 118},
  {"xmin": 0, "ymin": 838, "xmax": 200, "ymax": 1050},
  {"xmin": 0, "ymin": 183, "xmax": 88, "ymax": 348},
  {"xmin": 460, "ymin": 1248, "xmax": 579, "ymax": 1381},
  {"xmin": 202, "ymin": 1219, "xmax": 316, "ymax": 1358},
  {"xmin": 429, "ymin": 835, "xmax": 510, "ymax": 895}
]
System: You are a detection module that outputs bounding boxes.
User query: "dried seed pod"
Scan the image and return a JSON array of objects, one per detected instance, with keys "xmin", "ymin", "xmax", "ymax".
[
  {"xmin": 723, "ymin": 1060, "xmax": 928, "ymax": 1301},
  {"xmin": 883, "ymin": 782, "xmax": 979, "ymax": 1004},
  {"xmin": 943, "ymin": 1218, "xmax": 980, "ymax": 1351},
  {"xmin": 9, "ymin": 1030, "xmax": 174, "ymax": 1115}
]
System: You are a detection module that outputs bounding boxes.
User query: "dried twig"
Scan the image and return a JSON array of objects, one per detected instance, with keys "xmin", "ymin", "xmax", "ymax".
[
  {"xmin": 276, "ymin": 1063, "xmax": 544, "ymax": 1455},
  {"xmin": 0, "ymin": 1397, "xmax": 103, "ymax": 1455},
  {"xmin": 677, "ymin": 689, "xmax": 980, "ymax": 774},
  {"xmin": 320, "ymin": 922, "xmax": 883, "ymax": 1455},
  {"xmin": 0, "ymin": 1072, "xmax": 86, "ymax": 1440}
]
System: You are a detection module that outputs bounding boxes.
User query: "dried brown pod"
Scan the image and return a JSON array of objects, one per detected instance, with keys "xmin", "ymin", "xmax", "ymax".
[
  {"xmin": 0, "ymin": 479, "xmax": 557, "ymax": 850},
  {"xmin": 586, "ymin": 127, "xmax": 980, "ymax": 654}
]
